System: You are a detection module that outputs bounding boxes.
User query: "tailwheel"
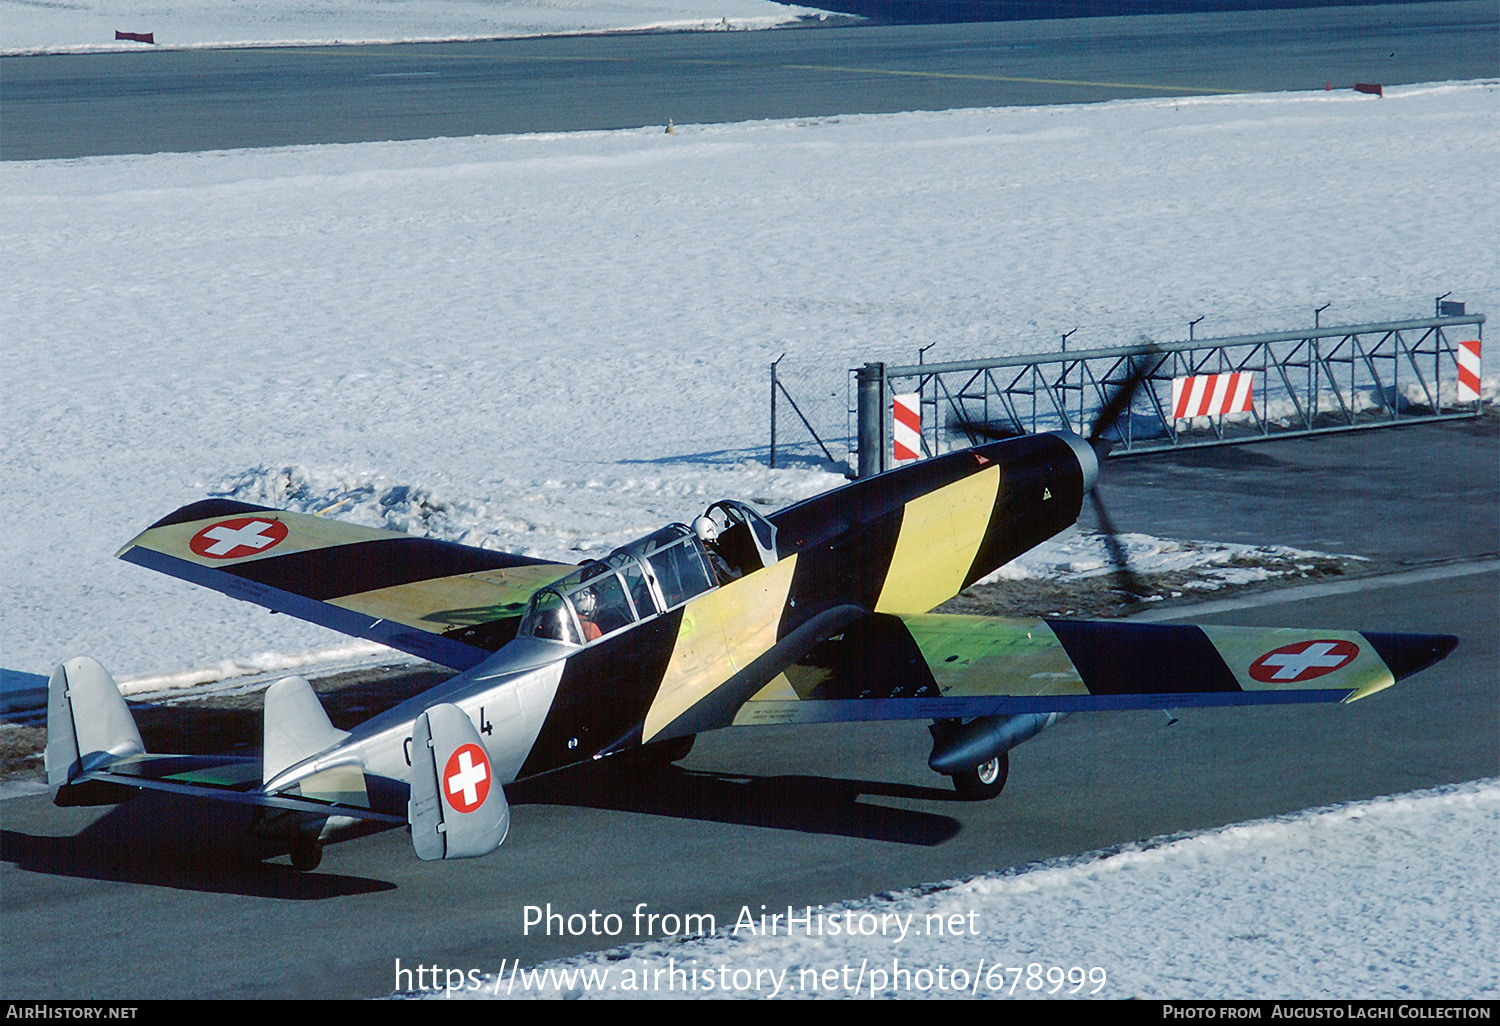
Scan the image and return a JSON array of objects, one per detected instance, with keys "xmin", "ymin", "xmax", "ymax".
[
  {"xmin": 950, "ymin": 751, "xmax": 1009, "ymax": 801},
  {"xmin": 290, "ymin": 838, "xmax": 323, "ymax": 872}
]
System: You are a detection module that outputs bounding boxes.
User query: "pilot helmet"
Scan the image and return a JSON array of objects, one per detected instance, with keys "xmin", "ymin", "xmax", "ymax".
[
  {"xmin": 573, "ymin": 588, "xmax": 598, "ymax": 616},
  {"xmin": 691, "ymin": 515, "xmax": 718, "ymax": 543}
]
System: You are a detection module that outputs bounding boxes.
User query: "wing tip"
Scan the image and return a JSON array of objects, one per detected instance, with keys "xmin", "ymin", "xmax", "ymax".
[
  {"xmin": 116, "ymin": 498, "xmax": 279, "ymax": 558},
  {"xmin": 1365, "ymin": 631, "xmax": 1460, "ymax": 682},
  {"xmin": 145, "ymin": 498, "xmax": 276, "ymax": 531}
]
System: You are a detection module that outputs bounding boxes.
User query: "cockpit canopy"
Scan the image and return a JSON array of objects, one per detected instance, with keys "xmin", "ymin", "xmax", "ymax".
[
  {"xmin": 515, "ymin": 502, "xmax": 781, "ymax": 648},
  {"xmin": 700, "ymin": 499, "xmax": 778, "ymax": 573},
  {"xmin": 516, "ymin": 524, "xmax": 718, "ymax": 646}
]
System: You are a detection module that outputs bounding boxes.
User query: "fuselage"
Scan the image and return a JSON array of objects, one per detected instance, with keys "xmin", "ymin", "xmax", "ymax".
[{"xmin": 269, "ymin": 431, "xmax": 1097, "ymax": 810}]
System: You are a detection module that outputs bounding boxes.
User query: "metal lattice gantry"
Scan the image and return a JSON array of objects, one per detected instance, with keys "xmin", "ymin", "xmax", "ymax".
[{"xmin": 854, "ymin": 314, "xmax": 1486, "ymax": 476}]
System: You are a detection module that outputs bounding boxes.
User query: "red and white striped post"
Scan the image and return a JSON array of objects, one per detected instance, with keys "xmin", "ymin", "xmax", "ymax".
[
  {"xmin": 893, "ymin": 392, "xmax": 921, "ymax": 462},
  {"xmin": 1456, "ymin": 340, "xmax": 1482, "ymax": 403}
]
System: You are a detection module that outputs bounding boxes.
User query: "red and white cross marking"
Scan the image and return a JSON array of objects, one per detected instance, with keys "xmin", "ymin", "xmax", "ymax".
[
  {"xmin": 1248, "ymin": 639, "xmax": 1360, "ymax": 683},
  {"xmin": 188, "ymin": 517, "xmax": 288, "ymax": 560},
  {"xmin": 1171, "ymin": 372, "xmax": 1253, "ymax": 420},
  {"xmin": 893, "ymin": 392, "xmax": 922, "ymax": 462},
  {"xmin": 443, "ymin": 743, "xmax": 492, "ymax": 814},
  {"xmin": 1456, "ymin": 340, "xmax": 1482, "ymax": 402}
]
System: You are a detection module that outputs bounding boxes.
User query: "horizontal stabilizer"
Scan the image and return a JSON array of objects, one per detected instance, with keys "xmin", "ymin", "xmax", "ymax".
[
  {"xmin": 68, "ymin": 751, "xmax": 405, "ymax": 822},
  {"xmin": 409, "ymin": 703, "xmax": 509, "ymax": 860},
  {"xmin": 48, "ymin": 661, "xmax": 400, "ymax": 822}
]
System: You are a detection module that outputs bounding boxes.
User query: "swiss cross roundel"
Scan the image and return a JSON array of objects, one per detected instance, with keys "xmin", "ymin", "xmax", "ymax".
[
  {"xmin": 442, "ymin": 743, "xmax": 492, "ymax": 814},
  {"xmin": 1249, "ymin": 639, "xmax": 1360, "ymax": 683},
  {"xmin": 189, "ymin": 517, "xmax": 288, "ymax": 560}
]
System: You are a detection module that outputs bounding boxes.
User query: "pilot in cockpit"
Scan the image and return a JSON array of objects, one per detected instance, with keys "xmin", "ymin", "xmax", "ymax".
[
  {"xmin": 692, "ymin": 516, "xmax": 742, "ymax": 583},
  {"xmin": 573, "ymin": 587, "xmax": 604, "ymax": 641}
]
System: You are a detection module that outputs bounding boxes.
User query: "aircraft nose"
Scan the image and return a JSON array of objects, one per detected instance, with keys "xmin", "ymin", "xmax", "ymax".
[{"xmin": 1054, "ymin": 431, "xmax": 1100, "ymax": 493}]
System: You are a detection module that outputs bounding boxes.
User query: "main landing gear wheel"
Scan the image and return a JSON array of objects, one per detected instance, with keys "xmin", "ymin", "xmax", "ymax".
[
  {"xmin": 950, "ymin": 751, "xmax": 1009, "ymax": 801},
  {"xmin": 290, "ymin": 839, "xmax": 323, "ymax": 872}
]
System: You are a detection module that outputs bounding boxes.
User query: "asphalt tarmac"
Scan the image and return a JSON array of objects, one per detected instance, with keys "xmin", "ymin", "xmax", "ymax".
[
  {"xmin": 3, "ymin": 1, "xmax": 1496, "ymax": 159},
  {"xmin": 3, "ymin": 417, "xmax": 1493, "ymax": 998}
]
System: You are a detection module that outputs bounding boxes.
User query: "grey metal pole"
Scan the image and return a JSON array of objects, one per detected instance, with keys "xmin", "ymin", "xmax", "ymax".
[
  {"xmin": 918, "ymin": 343, "xmax": 936, "ymax": 460},
  {"xmin": 769, "ymin": 355, "xmax": 782, "ymax": 469},
  {"xmin": 856, "ymin": 362, "xmax": 884, "ymax": 479}
]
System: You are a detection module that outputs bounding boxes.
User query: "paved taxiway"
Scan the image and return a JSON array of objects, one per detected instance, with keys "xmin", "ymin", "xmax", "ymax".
[
  {"xmin": 3, "ymin": 417, "xmax": 1493, "ymax": 998},
  {"xmin": 3, "ymin": 1, "xmax": 1496, "ymax": 159}
]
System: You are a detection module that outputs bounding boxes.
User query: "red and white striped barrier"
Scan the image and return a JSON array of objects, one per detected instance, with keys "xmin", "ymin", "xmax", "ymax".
[
  {"xmin": 893, "ymin": 393, "xmax": 921, "ymax": 462},
  {"xmin": 1456, "ymin": 339, "xmax": 1482, "ymax": 402},
  {"xmin": 1171, "ymin": 372, "xmax": 1254, "ymax": 420}
]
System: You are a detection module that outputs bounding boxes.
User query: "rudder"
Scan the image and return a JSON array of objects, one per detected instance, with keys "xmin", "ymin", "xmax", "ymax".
[{"xmin": 45, "ymin": 657, "xmax": 145, "ymax": 787}]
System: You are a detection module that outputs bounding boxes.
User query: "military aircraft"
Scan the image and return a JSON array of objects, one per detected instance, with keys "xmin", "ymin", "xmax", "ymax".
[{"xmin": 47, "ymin": 401, "xmax": 1457, "ymax": 870}]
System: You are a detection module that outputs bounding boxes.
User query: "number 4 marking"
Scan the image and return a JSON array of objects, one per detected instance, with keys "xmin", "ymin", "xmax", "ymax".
[{"xmin": 479, "ymin": 707, "xmax": 493, "ymax": 736}]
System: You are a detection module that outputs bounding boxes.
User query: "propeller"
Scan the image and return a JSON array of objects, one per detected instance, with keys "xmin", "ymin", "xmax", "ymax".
[
  {"xmin": 1085, "ymin": 348, "xmax": 1161, "ymax": 605},
  {"xmin": 948, "ymin": 347, "xmax": 1162, "ymax": 606},
  {"xmin": 950, "ymin": 346, "xmax": 1161, "ymax": 450},
  {"xmin": 1086, "ymin": 346, "xmax": 1158, "ymax": 457},
  {"xmin": 1088, "ymin": 486, "xmax": 1147, "ymax": 605}
]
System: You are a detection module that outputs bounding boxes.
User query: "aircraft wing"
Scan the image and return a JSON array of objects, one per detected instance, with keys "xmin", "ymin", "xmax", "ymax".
[
  {"xmin": 728, "ymin": 612, "xmax": 1457, "ymax": 726},
  {"xmin": 117, "ymin": 499, "xmax": 575, "ymax": 670}
]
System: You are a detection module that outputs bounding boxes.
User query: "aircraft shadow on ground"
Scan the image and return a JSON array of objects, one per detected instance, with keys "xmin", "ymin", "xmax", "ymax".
[
  {"xmin": 5, "ymin": 666, "xmax": 962, "ymax": 891},
  {"xmin": 508, "ymin": 757, "xmax": 965, "ymax": 846},
  {"xmin": 4, "ymin": 759, "xmax": 962, "ymax": 893},
  {"xmin": 0, "ymin": 790, "xmax": 397, "ymax": 899}
]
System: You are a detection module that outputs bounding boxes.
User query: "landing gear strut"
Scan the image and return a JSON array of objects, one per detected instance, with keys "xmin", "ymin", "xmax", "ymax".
[
  {"xmin": 638, "ymin": 733, "xmax": 696, "ymax": 765},
  {"xmin": 949, "ymin": 751, "xmax": 1009, "ymax": 801}
]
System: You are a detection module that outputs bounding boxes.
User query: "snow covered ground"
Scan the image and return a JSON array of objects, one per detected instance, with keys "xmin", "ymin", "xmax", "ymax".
[
  {"xmin": 1, "ymin": 0, "xmax": 826, "ymax": 55},
  {"xmin": 416, "ymin": 778, "xmax": 1498, "ymax": 999},
  {"xmin": 2, "ymin": 46, "xmax": 1495, "ymax": 1001},
  {"xmin": 3, "ymin": 80, "xmax": 1494, "ymax": 687}
]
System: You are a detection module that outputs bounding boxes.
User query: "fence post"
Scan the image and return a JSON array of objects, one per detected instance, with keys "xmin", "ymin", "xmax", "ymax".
[
  {"xmin": 856, "ymin": 362, "xmax": 885, "ymax": 478},
  {"xmin": 769, "ymin": 355, "xmax": 782, "ymax": 469}
]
